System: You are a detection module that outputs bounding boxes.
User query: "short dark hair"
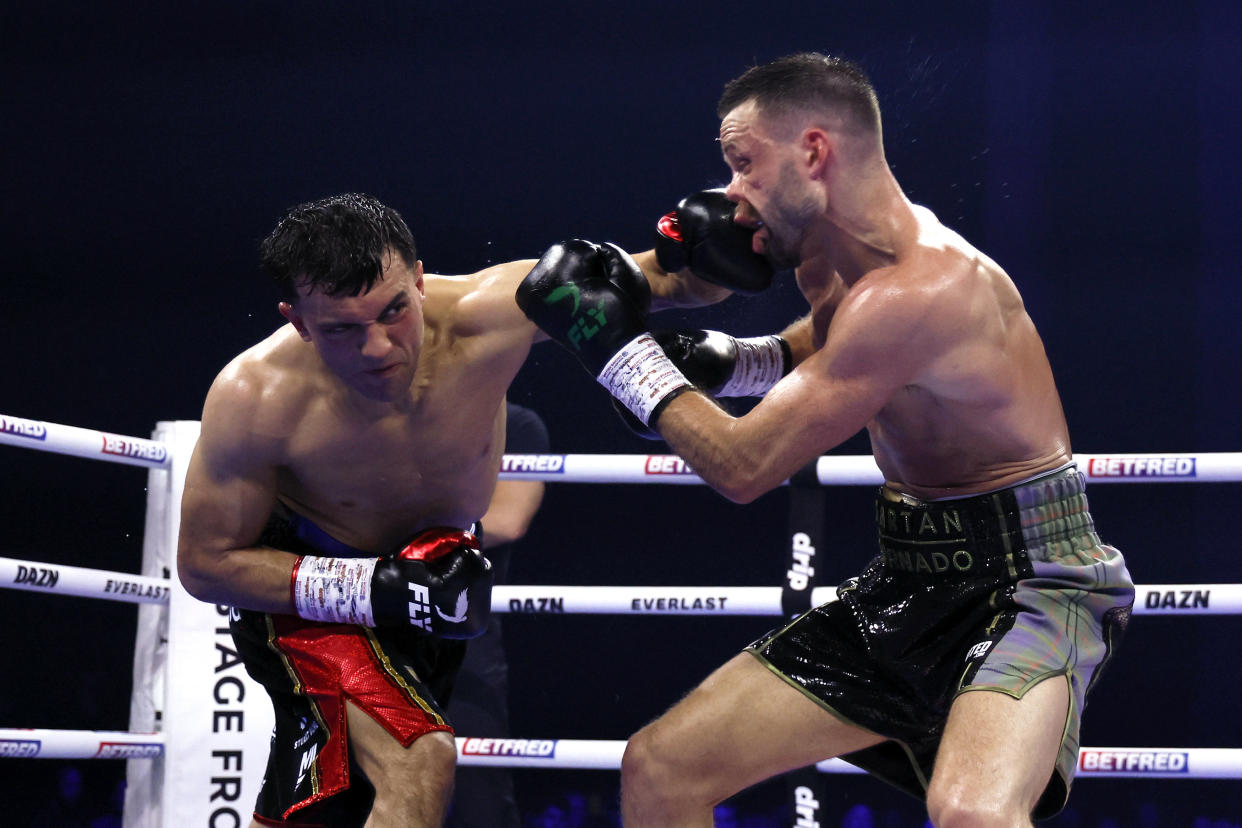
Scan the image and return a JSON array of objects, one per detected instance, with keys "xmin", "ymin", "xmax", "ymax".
[
  {"xmin": 260, "ymin": 193, "xmax": 417, "ymax": 301},
  {"xmin": 717, "ymin": 52, "xmax": 880, "ymax": 135}
]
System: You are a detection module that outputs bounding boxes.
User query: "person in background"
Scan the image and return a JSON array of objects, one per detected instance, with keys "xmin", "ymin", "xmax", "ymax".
[{"xmin": 447, "ymin": 401, "xmax": 549, "ymax": 828}]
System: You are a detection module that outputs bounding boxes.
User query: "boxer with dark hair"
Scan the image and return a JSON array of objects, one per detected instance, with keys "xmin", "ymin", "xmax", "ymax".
[{"xmin": 177, "ymin": 192, "xmax": 761, "ymax": 827}]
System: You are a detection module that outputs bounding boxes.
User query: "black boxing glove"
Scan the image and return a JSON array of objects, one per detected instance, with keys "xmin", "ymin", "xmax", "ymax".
[
  {"xmin": 518, "ymin": 239, "xmax": 693, "ymax": 428},
  {"xmin": 609, "ymin": 328, "xmax": 792, "ymax": 439},
  {"xmin": 655, "ymin": 329, "xmax": 792, "ymax": 397},
  {"xmin": 291, "ymin": 527, "xmax": 493, "ymax": 639},
  {"xmin": 655, "ymin": 189, "xmax": 774, "ymax": 294}
]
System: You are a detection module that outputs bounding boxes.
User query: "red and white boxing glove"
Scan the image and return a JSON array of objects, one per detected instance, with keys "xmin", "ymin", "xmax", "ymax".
[{"xmin": 291, "ymin": 527, "xmax": 493, "ymax": 639}]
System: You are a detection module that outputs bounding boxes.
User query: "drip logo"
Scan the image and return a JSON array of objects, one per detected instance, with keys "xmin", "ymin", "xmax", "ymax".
[
  {"xmin": 787, "ymin": 533, "xmax": 816, "ymax": 591},
  {"xmin": 793, "ymin": 786, "xmax": 820, "ymax": 828}
]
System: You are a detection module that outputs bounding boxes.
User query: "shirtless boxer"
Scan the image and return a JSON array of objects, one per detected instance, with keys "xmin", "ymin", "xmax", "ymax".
[
  {"xmin": 176, "ymin": 193, "xmax": 757, "ymax": 827},
  {"xmin": 518, "ymin": 54, "xmax": 1135, "ymax": 826}
]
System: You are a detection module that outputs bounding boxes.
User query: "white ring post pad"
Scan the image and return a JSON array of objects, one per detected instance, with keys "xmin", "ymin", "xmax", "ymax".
[
  {"xmin": 292, "ymin": 555, "xmax": 377, "ymax": 627},
  {"xmin": 597, "ymin": 334, "xmax": 691, "ymax": 425}
]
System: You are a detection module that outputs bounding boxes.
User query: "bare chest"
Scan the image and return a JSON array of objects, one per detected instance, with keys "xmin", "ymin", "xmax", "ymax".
[{"xmin": 278, "ymin": 398, "xmax": 504, "ymax": 550}]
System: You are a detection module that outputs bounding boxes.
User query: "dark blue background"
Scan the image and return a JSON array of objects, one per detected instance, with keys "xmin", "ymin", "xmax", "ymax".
[{"xmin": 3, "ymin": 1, "xmax": 1240, "ymax": 824}]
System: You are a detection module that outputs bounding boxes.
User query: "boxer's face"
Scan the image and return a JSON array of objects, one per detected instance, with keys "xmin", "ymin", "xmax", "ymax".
[
  {"xmin": 281, "ymin": 249, "xmax": 426, "ymax": 402},
  {"xmin": 720, "ymin": 99, "xmax": 817, "ymax": 270}
]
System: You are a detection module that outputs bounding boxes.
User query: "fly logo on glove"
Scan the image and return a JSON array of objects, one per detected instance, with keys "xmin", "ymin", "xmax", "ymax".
[
  {"xmin": 542, "ymin": 280, "xmax": 611, "ymax": 350},
  {"xmin": 407, "ymin": 582, "xmax": 432, "ymax": 631},
  {"xmin": 293, "ymin": 527, "xmax": 493, "ymax": 639},
  {"xmin": 517, "ymin": 240, "xmax": 690, "ymax": 429}
]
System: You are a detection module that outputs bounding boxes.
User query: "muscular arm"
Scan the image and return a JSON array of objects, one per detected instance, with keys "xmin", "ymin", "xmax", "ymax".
[
  {"xmin": 630, "ymin": 250, "xmax": 734, "ymax": 311},
  {"xmin": 654, "ymin": 279, "xmax": 926, "ymax": 503},
  {"xmin": 478, "ymin": 480, "xmax": 545, "ymax": 548},
  {"xmin": 176, "ymin": 368, "xmax": 299, "ymax": 613}
]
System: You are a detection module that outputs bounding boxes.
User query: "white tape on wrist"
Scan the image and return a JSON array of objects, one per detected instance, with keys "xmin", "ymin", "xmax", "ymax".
[
  {"xmin": 597, "ymin": 333, "xmax": 692, "ymax": 425},
  {"xmin": 292, "ymin": 555, "xmax": 378, "ymax": 626},
  {"xmin": 717, "ymin": 335, "xmax": 788, "ymax": 397}
]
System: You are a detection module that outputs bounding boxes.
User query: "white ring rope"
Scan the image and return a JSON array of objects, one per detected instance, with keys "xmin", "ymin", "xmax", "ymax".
[
  {"xmin": 6, "ymin": 413, "xmax": 1242, "ymax": 484},
  {"xmin": 2, "ymin": 560, "xmax": 1238, "ymax": 616},
  {"xmin": 1, "ymin": 556, "xmax": 170, "ymax": 604},
  {"xmin": 5, "ymin": 414, "xmax": 1241, "ymax": 812},
  {"xmin": 1, "ymin": 413, "xmax": 170, "ymax": 468},
  {"xmin": 0, "ymin": 728, "xmax": 164, "ymax": 759},
  {"xmin": 4, "ymin": 728, "xmax": 1237, "ymax": 779}
]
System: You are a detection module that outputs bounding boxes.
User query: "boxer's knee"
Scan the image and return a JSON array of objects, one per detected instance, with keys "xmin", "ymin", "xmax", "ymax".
[
  {"xmin": 621, "ymin": 721, "xmax": 707, "ymax": 818},
  {"xmin": 926, "ymin": 776, "xmax": 1030, "ymax": 828}
]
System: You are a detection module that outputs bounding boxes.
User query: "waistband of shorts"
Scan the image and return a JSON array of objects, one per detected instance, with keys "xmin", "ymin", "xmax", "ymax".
[
  {"xmin": 875, "ymin": 465, "xmax": 1086, "ymax": 543},
  {"xmin": 263, "ymin": 502, "xmax": 370, "ymax": 558}
]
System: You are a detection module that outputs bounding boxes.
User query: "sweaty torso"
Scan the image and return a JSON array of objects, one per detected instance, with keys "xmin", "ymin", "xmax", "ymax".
[
  {"xmin": 255, "ymin": 269, "xmax": 533, "ymax": 551},
  {"xmin": 814, "ymin": 211, "xmax": 1071, "ymax": 499}
]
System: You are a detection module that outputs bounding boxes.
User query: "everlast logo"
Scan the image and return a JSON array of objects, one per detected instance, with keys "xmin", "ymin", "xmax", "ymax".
[
  {"xmin": 104, "ymin": 579, "xmax": 170, "ymax": 601},
  {"xmin": 14, "ymin": 565, "xmax": 59, "ymax": 589},
  {"xmin": 630, "ymin": 596, "xmax": 728, "ymax": 612},
  {"xmin": 1145, "ymin": 589, "xmax": 1210, "ymax": 610}
]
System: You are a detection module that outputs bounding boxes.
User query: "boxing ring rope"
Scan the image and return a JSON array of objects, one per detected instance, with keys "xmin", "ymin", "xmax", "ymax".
[
  {"xmin": 4, "ymin": 556, "xmax": 1240, "ymax": 616},
  {"xmin": 3, "ymin": 413, "xmax": 1242, "ymax": 826},
  {"xmin": 2, "ymin": 727, "xmax": 1237, "ymax": 781},
  {"xmin": 7, "ymin": 413, "xmax": 1242, "ymax": 484}
]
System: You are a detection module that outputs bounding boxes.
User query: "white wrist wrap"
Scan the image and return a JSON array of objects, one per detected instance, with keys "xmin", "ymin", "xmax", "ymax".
[
  {"xmin": 718, "ymin": 335, "xmax": 788, "ymax": 398},
  {"xmin": 292, "ymin": 555, "xmax": 377, "ymax": 626},
  {"xmin": 597, "ymin": 333, "xmax": 692, "ymax": 426}
]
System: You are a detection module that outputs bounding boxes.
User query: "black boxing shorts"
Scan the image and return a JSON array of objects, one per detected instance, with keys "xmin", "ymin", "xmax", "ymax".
[
  {"xmin": 230, "ymin": 503, "xmax": 466, "ymax": 827},
  {"xmin": 747, "ymin": 465, "xmax": 1133, "ymax": 819}
]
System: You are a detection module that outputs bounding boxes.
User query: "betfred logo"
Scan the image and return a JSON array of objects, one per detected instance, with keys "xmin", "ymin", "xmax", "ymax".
[
  {"xmin": 101, "ymin": 435, "xmax": 168, "ymax": 463},
  {"xmin": 0, "ymin": 416, "xmax": 47, "ymax": 441},
  {"xmin": 1079, "ymin": 750, "xmax": 1188, "ymax": 773},
  {"xmin": 461, "ymin": 738, "xmax": 556, "ymax": 758},
  {"xmin": 96, "ymin": 742, "xmax": 163, "ymax": 759},
  {"xmin": 0, "ymin": 739, "xmax": 40, "ymax": 758},
  {"xmin": 1086, "ymin": 457, "xmax": 1195, "ymax": 478},
  {"xmin": 645, "ymin": 455, "xmax": 695, "ymax": 475},
  {"xmin": 501, "ymin": 454, "xmax": 565, "ymax": 473}
]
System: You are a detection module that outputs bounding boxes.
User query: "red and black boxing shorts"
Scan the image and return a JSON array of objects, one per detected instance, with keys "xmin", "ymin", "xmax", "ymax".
[{"xmin": 230, "ymin": 503, "xmax": 466, "ymax": 827}]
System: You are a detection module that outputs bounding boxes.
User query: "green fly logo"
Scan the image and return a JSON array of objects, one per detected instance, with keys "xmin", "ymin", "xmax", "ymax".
[
  {"xmin": 544, "ymin": 284, "xmax": 581, "ymax": 314},
  {"xmin": 543, "ymin": 283, "xmax": 607, "ymax": 350}
]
